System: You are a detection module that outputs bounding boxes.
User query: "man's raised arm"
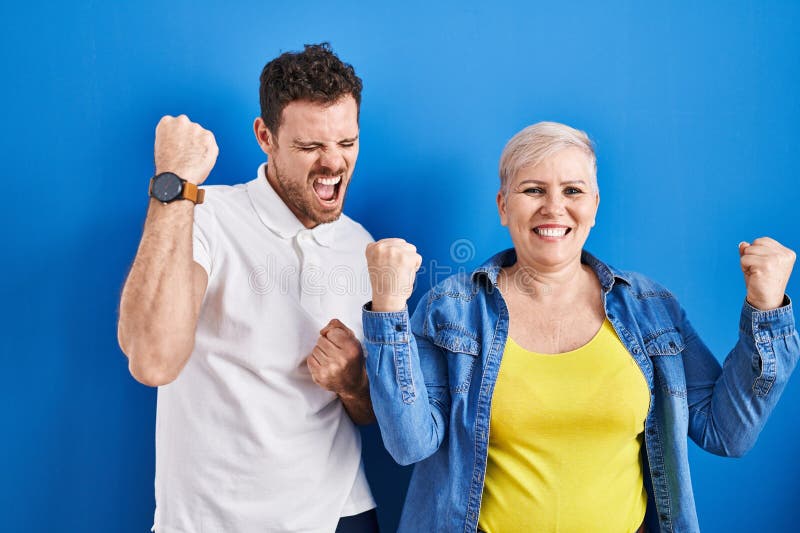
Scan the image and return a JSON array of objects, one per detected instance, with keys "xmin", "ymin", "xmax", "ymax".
[{"xmin": 117, "ymin": 115, "xmax": 218, "ymax": 386}]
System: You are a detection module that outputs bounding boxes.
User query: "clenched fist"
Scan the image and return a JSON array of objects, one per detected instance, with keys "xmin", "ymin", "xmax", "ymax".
[
  {"xmin": 739, "ymin": 237, "xmax": 796, "ymax": 310},
  {"xmin": 365, "ymin": 238, "xmax": 422, "ymax": 312},
  {"xmin": 306, "ymin": 319, "xmax": 367, "ymax": 397},
  {"xmin": 154, "ymin": 115, "xmax": 219, "ymax": 185}
]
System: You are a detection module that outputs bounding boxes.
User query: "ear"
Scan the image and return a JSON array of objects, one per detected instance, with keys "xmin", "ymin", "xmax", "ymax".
[
  {"xmin": 497, "ymin": 190, "xmax": 509, "ymax": 227},
  {"xmin": 591, "ymin": 191, "xmax": 600, "ymax": 227},
  {"xmin": 253, "ymin": 117, "xmax": 276, "ymax": 156}
]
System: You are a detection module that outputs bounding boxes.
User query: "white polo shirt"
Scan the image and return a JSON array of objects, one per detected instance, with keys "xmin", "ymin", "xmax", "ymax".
[{"xmin": 153, "ymin": 164, "xmax": 376, "ymax": 533}]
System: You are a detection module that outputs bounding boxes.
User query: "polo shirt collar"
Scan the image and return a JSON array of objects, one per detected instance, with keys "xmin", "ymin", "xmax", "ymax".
[{"xmin": 246, "ymin": 163, "xmax": 338, "ymax": 246}]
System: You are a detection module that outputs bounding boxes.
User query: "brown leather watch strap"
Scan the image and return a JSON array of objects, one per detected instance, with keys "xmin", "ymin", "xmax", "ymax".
[{"xmin": 182, "ymin": 181, "xmax": 205, "ymax": 204}]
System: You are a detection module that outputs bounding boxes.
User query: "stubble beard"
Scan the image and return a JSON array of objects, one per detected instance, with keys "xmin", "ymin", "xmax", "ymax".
[{"xmin": 268, "ymin": 157, "xmax": 347, "ymax": 227}]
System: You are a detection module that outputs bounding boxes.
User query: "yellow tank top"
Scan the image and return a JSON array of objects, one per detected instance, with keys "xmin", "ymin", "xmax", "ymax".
[{"xmin": 478, "ymin": 319, "xmax": 650, "ymax": 533}]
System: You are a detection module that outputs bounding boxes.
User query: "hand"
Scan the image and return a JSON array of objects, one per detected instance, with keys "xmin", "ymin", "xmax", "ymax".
[
  {"xmin": 306, "ymin": 319, "xmax": 367, "ymax": 397},
  {"xmin": 739, "ymin": 237, "xmax": 796, "ymax": 310},
  {"xmin": 365, "ymin": 238, "xmax": 422, "ymax": 312},
  {"xmin": 154, "ymin": 115, "xmax": 219, "ymax": 185}
]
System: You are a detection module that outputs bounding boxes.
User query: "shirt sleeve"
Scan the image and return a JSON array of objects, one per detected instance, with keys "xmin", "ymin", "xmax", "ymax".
[
  {"xmin": 361, "ymin": 294, "xmax": 451, "ymax": 466},
  {"xmin": 682, "ymin": 295, "xmax": 799, "ymax": 457},
  {"xmin": 192, "ymin": 196, "xmax": 215, "ymax": 277}
]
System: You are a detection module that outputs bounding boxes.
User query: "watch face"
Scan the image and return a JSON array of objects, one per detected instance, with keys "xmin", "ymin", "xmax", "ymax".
[{"xmin": 152, "ymin": 173, "xmax": 183, "ymax": 202}]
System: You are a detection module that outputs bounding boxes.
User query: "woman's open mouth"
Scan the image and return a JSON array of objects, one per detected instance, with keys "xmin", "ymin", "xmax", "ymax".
[{"xmin": 533, "ymin": 226, "xmax": 572, "ymax": 240}]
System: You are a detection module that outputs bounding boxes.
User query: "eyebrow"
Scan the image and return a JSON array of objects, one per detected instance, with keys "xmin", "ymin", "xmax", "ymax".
[
  {"xmin": 517, "ymin": 179, "xmax": 588, "ymax": 186},
  {"xmin": 292, "ymin": 135, "xmax": 359, "ymax": 146}
]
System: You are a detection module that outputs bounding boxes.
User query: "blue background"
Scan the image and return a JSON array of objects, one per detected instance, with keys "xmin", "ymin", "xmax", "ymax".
[{"xmin": 2, "ymin": 1, "xmax": 798, "ymax": 531}]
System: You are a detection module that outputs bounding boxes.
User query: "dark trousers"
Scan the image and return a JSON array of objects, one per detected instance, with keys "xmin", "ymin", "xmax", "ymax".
[{"xmin": 335, "ymin": 508, "xmax": 380, "ymax": 533}]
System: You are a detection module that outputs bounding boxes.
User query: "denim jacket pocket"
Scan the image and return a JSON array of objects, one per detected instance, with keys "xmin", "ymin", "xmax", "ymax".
[
  {"xmin": 644, "ymin": 328, "xmax": 688, "ymax": 398},
  {"xmin": 432, "ymin": 325, "xmax": 480, "ymax": 394}
]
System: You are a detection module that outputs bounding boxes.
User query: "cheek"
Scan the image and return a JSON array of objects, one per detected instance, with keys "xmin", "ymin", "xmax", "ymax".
[
  {"xmin": 345, "ymin": 150, "xmax": 358, "ymax": 169},
  {"xmin": 573, "ymin": 202, "xmax": 598, "ymax": 224},
  {"xmin": 300, "ymin": 155, "xmax": 322, "ymax": 174}
]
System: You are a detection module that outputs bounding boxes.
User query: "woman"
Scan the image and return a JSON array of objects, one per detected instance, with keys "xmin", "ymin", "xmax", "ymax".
[{"xmin": 361, "ymin": 122, "xmax": 798, "ymax": 532}]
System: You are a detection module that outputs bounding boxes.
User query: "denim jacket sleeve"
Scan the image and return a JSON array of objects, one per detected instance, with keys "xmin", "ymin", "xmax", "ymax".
[
  {"xmin": 361, "ymin": 295, "xmax": 451, "ymax": 466},
  {"xmin": 682, "ymin": 295, "xmax": 799, "ymax": 457}
]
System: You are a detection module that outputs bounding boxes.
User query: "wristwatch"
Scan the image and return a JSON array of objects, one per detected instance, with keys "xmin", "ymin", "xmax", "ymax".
[{"xmin": 149, "ymin": 172, "xmax": 205, "ymax": 204}]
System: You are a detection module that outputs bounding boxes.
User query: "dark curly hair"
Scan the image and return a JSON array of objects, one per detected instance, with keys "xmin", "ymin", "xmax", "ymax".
[{"xmin": 259, "ymin": 42, "xmax": 363, "ymax": 136}]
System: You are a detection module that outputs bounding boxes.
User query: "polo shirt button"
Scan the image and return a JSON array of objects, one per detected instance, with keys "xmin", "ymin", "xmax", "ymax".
[{"xmin": 395, "ymin": 324, "xmax": 403, "ymax": 332}]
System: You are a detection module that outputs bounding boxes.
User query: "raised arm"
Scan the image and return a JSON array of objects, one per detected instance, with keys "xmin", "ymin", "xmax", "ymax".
[
  {"xmin": 117, "ymin": 115, "xmax": 218, "ymax": 387},
  {"xmin": 684, "ymin": 237, "xmax": 798, "ymax": 456},
  {"xmin": 360, "ymin": 239, "xmax": 451, "ymax": 465}
]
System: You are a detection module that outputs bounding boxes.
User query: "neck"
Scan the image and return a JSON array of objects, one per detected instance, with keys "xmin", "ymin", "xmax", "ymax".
[{"xmin": 502, "ymin": 253, "xmax": 587, "ymax": 304}]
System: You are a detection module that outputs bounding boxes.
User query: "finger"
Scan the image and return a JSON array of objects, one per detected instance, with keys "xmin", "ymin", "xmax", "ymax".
[
  {"xmin": 156, "ymin": 115, "xmax": 171, "ymax": 130},
  {"xmin": 321, "ymin": 318, "xmax": 351, "ymax": 336},
  {"xmin": 331, "ymin": 319, "xmax": 354, "ymax": 336},
  {"xmin": 377, "ymin": 238, "xmax": 409, "ymax": 246},
  {"xmin": 751, "ymin": 236, "xmax": 782, "ymax": 249},
  {"xmin": 738, "ymin": 241, "xmax": 749, "ymax": 257},
  {"xmin": 331, "ymin": 329, "xmax": 361, "ymax": 353},
  {"xmin": 741, "ymin": 255, "xmax": 771, "ymax": 270},
  {"xmin": 305, "ymin": 357, "xmax": 322, "ymax": 385},
  {"xmin": 316, "ymin": 334, "xmax": 341, "ymax": 354},
  {"xmin": 306, "ymin": 353, "xmax": 321, "ymax": 369},
  {"xmin": 740, "ymin": 244, "xmax": 778, "ymax": 257},
  {"xmin": 312, "ymin": 344, "xmax": 330, "ymax": 362},
  {"xmin": 320, "ymin": 319, "xmax": 336, "ymax": 336}
]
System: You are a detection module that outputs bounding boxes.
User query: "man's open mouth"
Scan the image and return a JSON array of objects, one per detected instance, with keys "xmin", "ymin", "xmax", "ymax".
[{"xmin": 312, "ymin": 175, "xmax": 342, "ymax": 204}]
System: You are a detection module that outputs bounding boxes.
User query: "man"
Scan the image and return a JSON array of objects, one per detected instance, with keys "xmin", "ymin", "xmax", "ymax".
[{"xmin": 118, "ymin": 43, "xmax": 379, "ymax": 533}]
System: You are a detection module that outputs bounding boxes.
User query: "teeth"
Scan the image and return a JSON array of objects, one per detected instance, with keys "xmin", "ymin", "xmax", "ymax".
[
  {"xmin": 316, "ymin": 175, "xmax": 342, "ymax": 185},
  {"xmin": 536, "ymin": 227, "xmax": 568, "ymax": 237}
]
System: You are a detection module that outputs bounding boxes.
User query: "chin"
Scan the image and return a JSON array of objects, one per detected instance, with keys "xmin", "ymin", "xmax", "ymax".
[
  {"xmin": 521, "ymin": 248, "xmax": 574, "ymax": 266},
  {"xmin": 308, "ymin": 200, "xmax": 344, "ymax": 222},
  {"xmin": 316, "ymin": 211, "xmax": 342, "ymax": 224}
]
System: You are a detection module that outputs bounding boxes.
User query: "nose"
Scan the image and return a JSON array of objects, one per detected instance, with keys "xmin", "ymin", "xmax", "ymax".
[
  {"xmin": 318, "ymin": 147, "xmax": 345, "ymax": 174},
  {"xmin": 540, "ymin": 192, "xmax": 566, "ymax": 215}
]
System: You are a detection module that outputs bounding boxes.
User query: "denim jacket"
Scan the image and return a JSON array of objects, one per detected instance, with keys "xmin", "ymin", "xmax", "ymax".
[{"xmin": 362, "ymin": 249, "xmax": 799, "ymax": 533}]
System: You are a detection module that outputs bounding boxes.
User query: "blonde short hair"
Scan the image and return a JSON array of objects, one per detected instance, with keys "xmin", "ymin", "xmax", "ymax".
[{"xmin": 499, "ymin": 121, "xmax": 597, "ymax": 195}]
